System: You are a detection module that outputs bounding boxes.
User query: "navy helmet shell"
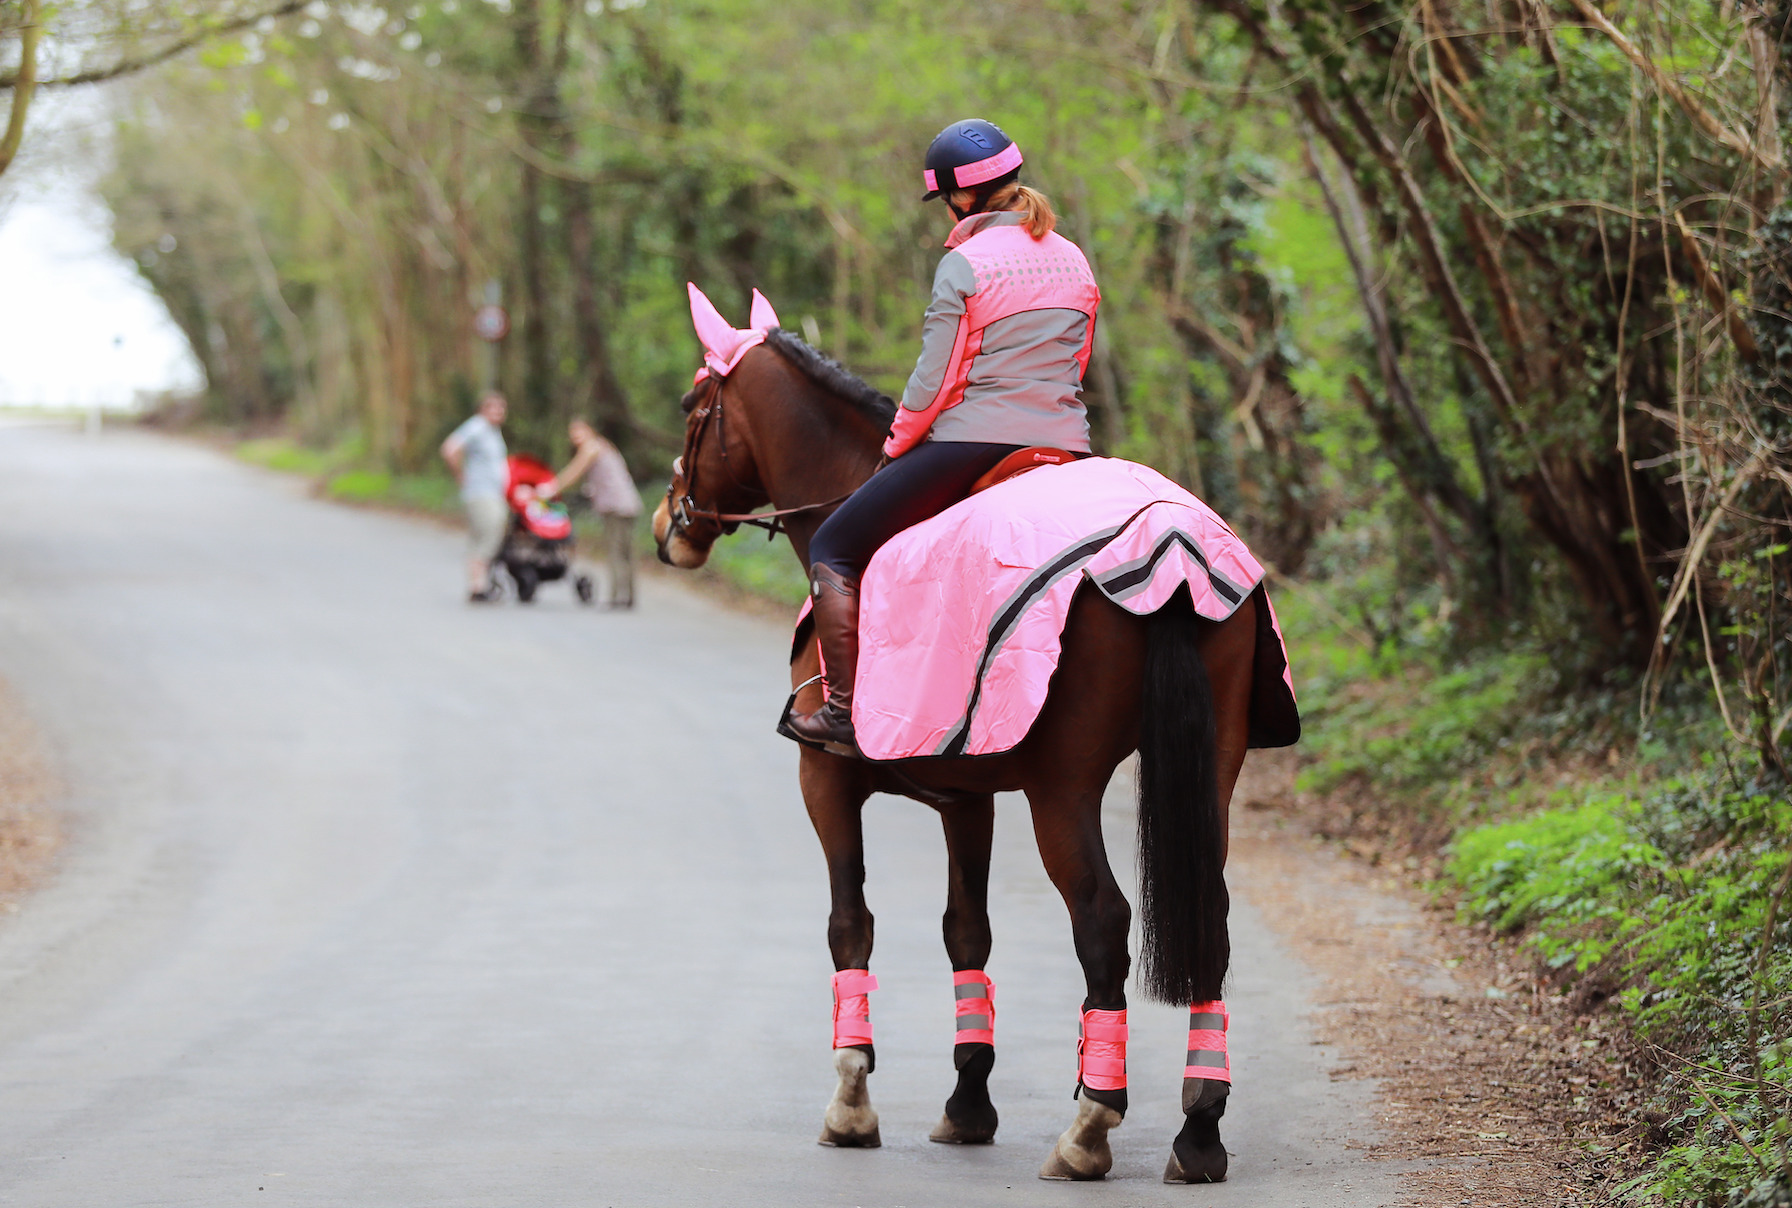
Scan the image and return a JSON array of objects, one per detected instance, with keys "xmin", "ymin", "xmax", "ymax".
[{"xmin": 922, "ymin": 119, "xmax": 1024, "ymax": 201}]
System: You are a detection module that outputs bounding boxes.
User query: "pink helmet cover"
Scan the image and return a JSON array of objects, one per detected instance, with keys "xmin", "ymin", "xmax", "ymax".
[{"xmin": 923, "ymin": 141, "xmax": 1023, "ymax": 194}]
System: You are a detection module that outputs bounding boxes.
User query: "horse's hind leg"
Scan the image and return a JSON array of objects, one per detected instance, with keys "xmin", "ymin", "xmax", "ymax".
[
  {"xmin": 1163, "ymin": 595, "xmax": 1257, "ymax": 1184},
  {"xmin": 800, "ymin": 743, "xmax": 882, "ymax": 1149},
  {"xmin": 928, "ymin": 796, "xmax": 998, "ymax": 1145},
  {"xmin": 1025, "ymin": 777, "xmax": 1133, "ymax": 1181},
  {"xmin": 1015, "ymin": 591, "xmax": 1144, "ymax": 1180}
]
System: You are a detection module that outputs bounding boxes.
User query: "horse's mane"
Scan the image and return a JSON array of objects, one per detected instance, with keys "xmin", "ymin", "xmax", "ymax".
[{"xmin": 763, "ymin": 328, "xmax": 897, "ymax": 428}]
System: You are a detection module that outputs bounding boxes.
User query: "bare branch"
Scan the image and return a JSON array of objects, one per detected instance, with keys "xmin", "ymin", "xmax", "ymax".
[
  {"xmin": 1563, "ymin": 0, "xmax": 1781, "ymax": 173},
  {"xmin": 1652, "ymin": 447, "xmax": 1770, "ymax": 666},
  {"xmin": 0, "ymin": 0, "xmax": 305, "ymax": 90},
  {"xmin": 1673, "ymin": 211, "xmax": 1761, "ymax": 363}
]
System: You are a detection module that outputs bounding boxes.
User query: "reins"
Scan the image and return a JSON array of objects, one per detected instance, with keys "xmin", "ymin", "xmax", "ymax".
[{"xmin": 668, "ymin": 372, "xmax": 854, "ymax": 540}]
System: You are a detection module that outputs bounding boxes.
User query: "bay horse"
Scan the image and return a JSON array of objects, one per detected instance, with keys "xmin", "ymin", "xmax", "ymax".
[{"xmin": 652, "ymin": 326, "xmax": 1273, "ymax": 1184}]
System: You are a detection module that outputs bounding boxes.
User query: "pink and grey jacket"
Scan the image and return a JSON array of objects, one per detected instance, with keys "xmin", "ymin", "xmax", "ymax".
[{"xmin": 884, "ymin": 211, "xmax": 1102, "ymax": 459}]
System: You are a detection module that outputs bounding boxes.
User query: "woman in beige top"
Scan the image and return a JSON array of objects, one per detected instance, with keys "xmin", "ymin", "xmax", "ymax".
[{"xmin": 539, "ymin": 420, "xmax": 641, "ymax": 608}]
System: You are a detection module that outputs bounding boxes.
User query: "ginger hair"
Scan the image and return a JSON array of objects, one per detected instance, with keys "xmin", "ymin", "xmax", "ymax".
[{"xmin": 947, "ymin": 180, "xmax": 1056, "ymax": 239}]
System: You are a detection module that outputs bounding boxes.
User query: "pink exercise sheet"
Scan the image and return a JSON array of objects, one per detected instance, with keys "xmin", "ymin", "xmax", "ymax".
[{"xmin": 799, "ymin": 456, "xmax": 1300, "ymax": 762}]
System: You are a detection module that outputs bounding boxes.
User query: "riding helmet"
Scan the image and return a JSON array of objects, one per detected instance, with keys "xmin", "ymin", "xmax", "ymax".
[{"xmin": 921, "ymin": 118, "xmax": 1024, "ymax": 201}]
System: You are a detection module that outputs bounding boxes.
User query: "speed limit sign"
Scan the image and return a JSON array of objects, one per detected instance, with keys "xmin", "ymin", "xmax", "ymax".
[{"xmin": 473, "ymin": 304, "xmax": 510, "ymax": 342}]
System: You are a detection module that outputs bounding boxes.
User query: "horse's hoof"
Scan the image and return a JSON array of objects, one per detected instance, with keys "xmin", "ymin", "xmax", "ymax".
[
  {"xmin": 932, "ymin": 1047, "xmax": 998, "ymax": 1144},
  {"xmin": 819, "ymin": 1047, "xmax": 880, "ymax": 1148},
  {"xmin": 1162, "ymin": 1141, "xmax": 1227, "ymax": 1183},
  {"xmin": 929, "ymin": 1112, "xmax": 997, "ymax": 1145},
  {"xmin": 818, "ymin": 1123, "xmax": 882, "ymax": 1148},
  {"xmin": 1037, "ymin": 1098, "xmax": 1122, "ymax": 1180},
  {"xmin": 1164, "ymin": 1080, "xmax": 1228, "ymax": 1183}
]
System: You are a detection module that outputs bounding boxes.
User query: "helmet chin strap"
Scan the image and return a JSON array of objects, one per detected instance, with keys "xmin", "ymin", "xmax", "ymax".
[
  {"xmin": 946, "ymin": 170, "xmax": 1022, "ymax": 223},
  {"xmin": 947, "ymin": 186, "xmax": 997, "ymax": 224}
]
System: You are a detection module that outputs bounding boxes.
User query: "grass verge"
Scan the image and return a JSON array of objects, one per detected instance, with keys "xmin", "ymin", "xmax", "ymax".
[{"xmin": 236, "ymin": 437, "xmax": 463, "ymax": 519}]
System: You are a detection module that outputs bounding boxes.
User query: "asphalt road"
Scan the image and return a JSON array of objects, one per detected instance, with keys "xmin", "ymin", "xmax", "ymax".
[{"xmin": 0, "ymin": 422, "xmax": 1400, "ymax": 1206}]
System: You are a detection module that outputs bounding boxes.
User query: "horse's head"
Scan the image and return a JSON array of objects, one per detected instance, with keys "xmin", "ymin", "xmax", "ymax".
[{"xmin": 652, "ymin": 284, "xmax": 783, "ymax": 567}]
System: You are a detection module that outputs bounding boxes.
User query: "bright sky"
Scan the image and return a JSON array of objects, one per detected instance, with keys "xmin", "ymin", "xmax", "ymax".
[{"xmin": 0, "ymin": 171, "xmax": 204, "ymax": 410}]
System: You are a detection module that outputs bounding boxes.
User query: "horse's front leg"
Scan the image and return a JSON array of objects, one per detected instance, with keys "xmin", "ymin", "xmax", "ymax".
[
  {"xmin": 1026, "ymin": 780, "xmax": 1132, "ymax": 1181},
  {"xmin": 799, "ymin": 741, "xmax": 881, "ymax": 1148},
  {"xmin": 927, "ymin": 796, "xmax": 998, "ymax": 1145}
]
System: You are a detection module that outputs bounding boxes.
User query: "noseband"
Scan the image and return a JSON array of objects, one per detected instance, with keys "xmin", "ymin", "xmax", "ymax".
[{"xmin": 665, "ymin": 372, "xmax": 853, "ymax": 542}]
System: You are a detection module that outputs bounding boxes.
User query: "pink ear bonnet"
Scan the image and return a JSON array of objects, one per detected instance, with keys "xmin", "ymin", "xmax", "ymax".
[
  {"xmin": 750, "ymin": 288, "xmax": 780, "ymax": 331},
  {"xmin": 687, "ymin": 282, "xmax": 780, "ymax": 378}
]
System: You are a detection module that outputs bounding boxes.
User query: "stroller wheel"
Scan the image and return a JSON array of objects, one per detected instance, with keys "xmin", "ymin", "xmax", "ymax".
[
  {"xmin": 575, "ymin": 575, "xmax": 595, "ymax": 604},
  {"xmin": 513, "ymin": 566, "xmax": 539, "ymax": 603}
]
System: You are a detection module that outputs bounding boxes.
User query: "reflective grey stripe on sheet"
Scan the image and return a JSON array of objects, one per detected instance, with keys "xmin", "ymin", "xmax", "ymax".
[
  {"xmin": 932, "ymin": 517, "xmax": 1137, "ymax": 757},
  {"xmin": 931, "ymin": 503, "xmax": 1256, "ymax": 758},
  {"xmin": 1093, "ymin": 527, "xmax": 1251, "ymax": 606}
]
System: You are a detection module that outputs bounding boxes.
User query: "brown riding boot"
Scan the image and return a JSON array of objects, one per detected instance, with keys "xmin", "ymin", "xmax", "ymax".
[{"xmin": 786, "ymin": 566, "xmax": 861, "ymax": 755}]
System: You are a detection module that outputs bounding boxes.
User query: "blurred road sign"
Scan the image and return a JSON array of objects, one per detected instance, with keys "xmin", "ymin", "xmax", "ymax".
[{"xmin": 473, "ymin": 305, "xmax": 510, "ymax": 342}]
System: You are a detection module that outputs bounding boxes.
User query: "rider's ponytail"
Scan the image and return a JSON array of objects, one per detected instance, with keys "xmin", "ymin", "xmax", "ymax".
[
  {"xmin": 1006, "ymin": 185, "xmax": 1057, "ymax": 239},
  {"xmin": 948, "ymin": 179, "xmax": 1058, "ymax": 240}
]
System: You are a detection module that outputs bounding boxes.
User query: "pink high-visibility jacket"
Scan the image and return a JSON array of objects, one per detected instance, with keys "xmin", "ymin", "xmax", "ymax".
[{"xmin": 883, "ymin": 211, "xmax": 1102, "ymax": 459}]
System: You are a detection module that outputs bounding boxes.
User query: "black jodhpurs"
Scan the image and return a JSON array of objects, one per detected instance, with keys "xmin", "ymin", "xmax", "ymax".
[{"xmin": 808, "ymin": 441, "xmax": 1023, "ymax": 579}]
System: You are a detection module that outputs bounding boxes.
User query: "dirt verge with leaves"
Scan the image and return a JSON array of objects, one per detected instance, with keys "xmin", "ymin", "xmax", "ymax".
[{"xmin": 0, "ymin": 675, "xmax": 59, "ymax": 914}]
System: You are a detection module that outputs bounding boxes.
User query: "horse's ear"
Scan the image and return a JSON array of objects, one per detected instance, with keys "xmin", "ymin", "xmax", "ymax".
[
  {"xmin": 688, "ymin": 282, "xmax": 744, "ymax": 363},
  {"xmin": 750, "ymin": 288, "xmax": 780, "ymax": 332}
]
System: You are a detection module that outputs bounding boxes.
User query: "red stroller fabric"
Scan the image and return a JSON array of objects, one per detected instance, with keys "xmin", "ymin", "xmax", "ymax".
[{"xmin": 505, "ymin": 455, "xmax": 573, "ymax": 540}]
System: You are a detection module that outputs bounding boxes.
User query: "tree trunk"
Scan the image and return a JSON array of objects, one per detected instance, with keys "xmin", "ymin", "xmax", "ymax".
[
  {"xmin": 0, "ymin": 0, "xmax": 39, "ymax": 180},
  {"xmin": 562, "ymin": 171, "xmax": 631, "ymax": 448}
]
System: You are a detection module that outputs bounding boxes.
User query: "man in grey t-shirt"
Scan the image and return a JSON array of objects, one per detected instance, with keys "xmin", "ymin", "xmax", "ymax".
[{"xmin": 439, "ymin": 391, "xmax": 510, "ymax": 602}]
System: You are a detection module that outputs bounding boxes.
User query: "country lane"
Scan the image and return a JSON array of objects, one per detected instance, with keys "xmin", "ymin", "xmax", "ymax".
[{"xmin": 0, "ymin": 422, "xmax": 1401, "ymax": 1206}]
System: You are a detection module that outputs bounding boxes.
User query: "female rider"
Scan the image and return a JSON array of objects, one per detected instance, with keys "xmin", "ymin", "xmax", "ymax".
[{"xmin": 784, "ymin": 118, "xmax": 1103, "ymax": 754}]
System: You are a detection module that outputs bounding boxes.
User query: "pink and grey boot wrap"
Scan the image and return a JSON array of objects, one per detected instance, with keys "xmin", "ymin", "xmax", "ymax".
[{"xmin": 831, "ymin": 969, "xmax": 876, "ymax": 1049}]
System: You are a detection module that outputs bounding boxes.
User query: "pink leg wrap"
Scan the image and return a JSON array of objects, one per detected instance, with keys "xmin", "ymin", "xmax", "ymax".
[
  {"xmin": 1185, "ymin": 1000, "xmax": 1230, "ymax": 1083},
  {"xmin": 1078, "ymin": 1006, "xmax": 1127, "ymax": 1091},
  {"xmin": 952, "ymin": 970, "xmax": 995, "ymax": 1046},
  {"xmin": 831, "ymin": 969, "xmax": 877, "ymax": 1048}
]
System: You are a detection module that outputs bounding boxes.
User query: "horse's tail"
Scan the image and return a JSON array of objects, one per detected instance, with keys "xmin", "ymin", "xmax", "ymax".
[{"xmin": 1135, "ymin": 587, "xmax": 1229, "ymax": 1005}]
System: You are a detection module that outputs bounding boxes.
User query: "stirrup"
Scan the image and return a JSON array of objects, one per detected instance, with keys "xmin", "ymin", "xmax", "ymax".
[{"xmin": 776, "ymin": 685, "xmax": 862, "ymax": 759}]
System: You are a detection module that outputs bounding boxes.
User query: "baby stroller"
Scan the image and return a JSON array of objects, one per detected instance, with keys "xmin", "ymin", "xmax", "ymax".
[{"xmin": 492, "ymin": 454, "xmax": 595, "ymax": 605}]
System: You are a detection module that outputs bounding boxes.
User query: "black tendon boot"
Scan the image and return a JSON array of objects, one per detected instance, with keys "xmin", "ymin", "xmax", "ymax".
[
  {"xmin": 785, "ymin": 566, "xmax": 861, "ymax": 756},
  {"xmin": 1163, "ymin": 1077, "xmax": 1229, "ymax": 1183}
]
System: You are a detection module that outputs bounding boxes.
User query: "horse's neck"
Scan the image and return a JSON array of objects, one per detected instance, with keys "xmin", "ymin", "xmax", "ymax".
[{"xmin": 755, "ymin": 386, "xmax": 881, "ymax": 569}]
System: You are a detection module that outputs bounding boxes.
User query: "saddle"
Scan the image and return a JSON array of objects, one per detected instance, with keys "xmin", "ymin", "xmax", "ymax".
[{"xmin": 969, "ymin": 447, "xmax": 1087, "ymax": 495}]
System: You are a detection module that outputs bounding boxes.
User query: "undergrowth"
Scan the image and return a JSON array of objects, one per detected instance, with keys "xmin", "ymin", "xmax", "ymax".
[
  {"xmin": 1279, "ymin": 585, "xmax": 1676, "ymax": 847},
  {"xmin": 1451, "ymin": 773, "xmax": 1792, "ymax": 1206},
  {"xmin": 1282, "ymin": 585, "xmax": 1791, "ymax": 1205}
]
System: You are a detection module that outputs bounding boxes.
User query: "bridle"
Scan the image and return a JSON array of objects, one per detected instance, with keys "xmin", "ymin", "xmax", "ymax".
[{"xmin": 665, "ymin": 369, "xmax": 852, "ymax": 542}]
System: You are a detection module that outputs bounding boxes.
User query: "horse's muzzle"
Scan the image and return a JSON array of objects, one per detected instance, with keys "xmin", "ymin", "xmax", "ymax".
[{"xmin": 651, "ymin": 496, "xmax": 711, "ymax": 569}]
